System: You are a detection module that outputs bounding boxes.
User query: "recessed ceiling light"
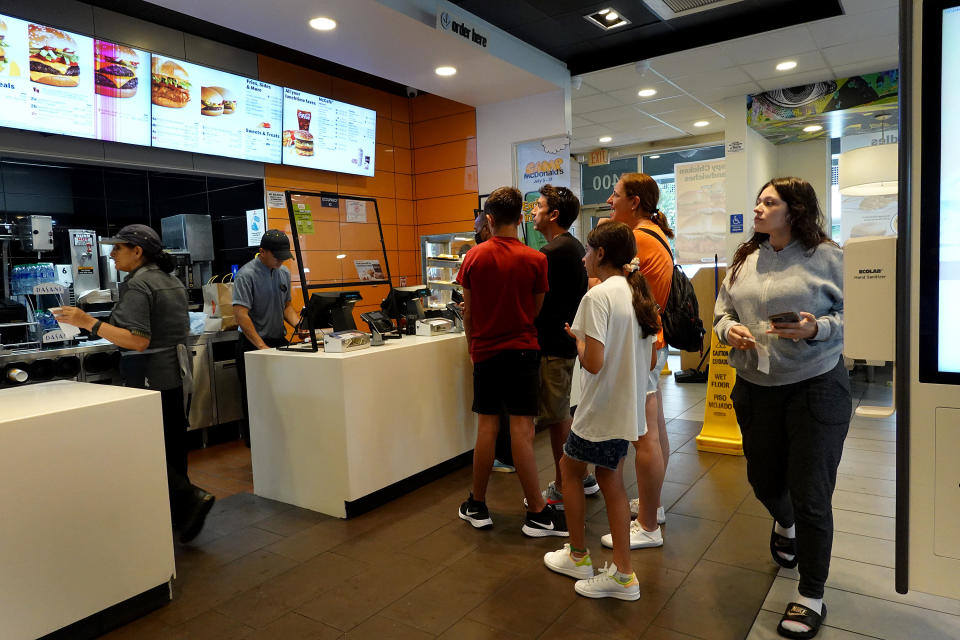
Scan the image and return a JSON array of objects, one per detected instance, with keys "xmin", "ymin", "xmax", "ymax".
[
  {"xmin": 694, "ymin": 120, "xmax": 709, "ymax": 127},
  {"xmin": 649, "ymin": 155, "xmax": 660, "ymax": 159},
  {"xmin": 309, "ymin": 17, "xmax": 337, "ymax": 31},
  {"xmin": 803, "ymin": 125, "xmax": 823, "ymax": 133},
  {"xmin": 435, "ymin": 66, "xmax": 457, "ymax": 77},
  {"xmin": 584, "ymin": 8, "xmax": 630, "ymax": 30},
  {"xmin": 776, "ymin": 60, "xmax": 798, "ymax": 71},
  {"xmin": 638, "ymin": 88, "xmax": 657, "ymax": 97},
  {"xmin": 599, "ymin": 136, "xmax": 613, "ymax": 143}
]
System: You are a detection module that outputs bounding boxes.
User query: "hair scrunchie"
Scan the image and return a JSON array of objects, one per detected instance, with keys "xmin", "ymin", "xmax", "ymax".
[{"xmin": 624, "ymin": 257, "xmax": 641, "ymax": 273}]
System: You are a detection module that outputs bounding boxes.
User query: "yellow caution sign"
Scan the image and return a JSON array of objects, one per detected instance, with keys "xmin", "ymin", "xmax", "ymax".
[{"xmin": 696, "ymin": 330, "xmax": 743, "ymax": 455}]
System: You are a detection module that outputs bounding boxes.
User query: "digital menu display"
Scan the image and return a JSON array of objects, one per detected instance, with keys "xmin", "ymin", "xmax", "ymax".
[
  {"xmin": 282, "ymin": 87, "xmax": 377, "ymax": 176},
  {"xmin": 94, "ymin": 40, "xmax": 151, "ymax": 145},
  {"xmin": 0, "ymin": 14, "xmax": 96, "ymax": 139},
  {"xmin": 150, "ymin": 55, "xmax": 283, "ymax": 163}
]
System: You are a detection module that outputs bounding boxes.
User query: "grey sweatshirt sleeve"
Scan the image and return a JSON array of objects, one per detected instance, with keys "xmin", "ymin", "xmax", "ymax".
[
  {"xmin": 809, "ymin": 248, "xmax": 844, "ymax": 342},
  {"xmin": 713, "ymin": 271, "xmax": 739, "ymax": 344}
]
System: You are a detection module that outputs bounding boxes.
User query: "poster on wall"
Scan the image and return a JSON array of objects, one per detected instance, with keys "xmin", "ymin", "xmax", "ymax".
[
  {"xmin": 674, "ymin": 158, "xmax": 727, "ymax": 264},
  {"xmin": 514, "ymin": 136, "xmax": 570, "ymax": 249},
  {"xmin": 0, "ymin": 15, "xmax": 97, "ymax": 140}
]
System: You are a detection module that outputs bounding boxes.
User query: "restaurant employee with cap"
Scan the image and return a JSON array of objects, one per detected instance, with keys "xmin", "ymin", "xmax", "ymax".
[
  {"xmin": 233, "ymin": 229, "xmax": 302, "ymax": 446},
  {"xmin": 53, "ymin": 224, "xmax": 215, "ymax": 543}
]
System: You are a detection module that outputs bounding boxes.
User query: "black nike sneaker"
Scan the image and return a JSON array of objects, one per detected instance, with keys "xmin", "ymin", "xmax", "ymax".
[
  {"xmin": 522, "ymin": 503, "xmax": 569, "ymax": 538},
  {"xmin": 458, "ymin": 493, "xmax": 493, "ymax": 529}
]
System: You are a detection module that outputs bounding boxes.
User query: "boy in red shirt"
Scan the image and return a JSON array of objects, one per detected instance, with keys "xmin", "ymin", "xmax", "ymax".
[{"xmin": 456, "ymin": 186, "xmax": 568, "ymax": 537}]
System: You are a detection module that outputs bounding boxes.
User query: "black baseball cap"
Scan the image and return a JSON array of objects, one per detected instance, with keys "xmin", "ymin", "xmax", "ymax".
[
  {"xmin": 100, "ymin": 224, "xmax": 163, "ymax": 255},
  {"xmin": 260, "ymin": 229, "xmax": 293, "ymax": 260}
]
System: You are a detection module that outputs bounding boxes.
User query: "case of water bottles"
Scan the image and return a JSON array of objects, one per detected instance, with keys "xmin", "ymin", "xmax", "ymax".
[{"xmin": 9, "ymin": 262, "xmax": 67, "ymax": 342}]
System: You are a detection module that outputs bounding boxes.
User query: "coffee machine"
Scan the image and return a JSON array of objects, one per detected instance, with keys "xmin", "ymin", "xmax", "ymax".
[{"xmin": 161, "ymin": 214, "xmax": 214, "ymax": 305}]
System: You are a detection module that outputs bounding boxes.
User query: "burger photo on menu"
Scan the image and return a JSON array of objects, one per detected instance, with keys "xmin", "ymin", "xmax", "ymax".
[
  {"xmin": 151, "ymin": 58, "xmax": 191, "ymax": 108},
  {"xmin": 29, "ymin": 24, "xmax": 80, "ymax": 87},
  {"xmin": 294, "ymin": 130, "xmax": 314, "ymax": 156},
  {"xmin": 94, "ymin": 41, "xmax": 139, "ymax": 98},
  {"xmin": 200, "ymin": 86, "xmax": 223, "ymax": 116},
  {"xmin": 213, "ymin": 86, "xmax": 236, "ymax": 114}
]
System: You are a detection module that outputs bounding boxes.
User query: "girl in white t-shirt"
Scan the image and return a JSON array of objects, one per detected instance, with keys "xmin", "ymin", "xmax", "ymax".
[{"xmin": 543, "ymin": 221, "xmax": 659, "ymax": 601}]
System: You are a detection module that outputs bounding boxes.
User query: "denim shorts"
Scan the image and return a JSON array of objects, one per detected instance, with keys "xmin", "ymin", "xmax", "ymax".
[{"xmin": 563, "ymin": 431, "xmax": 630, "ymax": 470}]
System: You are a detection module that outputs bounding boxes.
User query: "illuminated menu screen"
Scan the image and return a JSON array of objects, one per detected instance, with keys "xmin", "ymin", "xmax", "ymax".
[
  {"xmin": 0, "ymin": 14, "xmax": 97, "ymax": 139},
  {"xmin": 281, "ymin": 87, "xmax": 377, "ymax": 176},
  {"xmin": 149, "ymin": 55, "xmax": 283, "ymax": 163}
]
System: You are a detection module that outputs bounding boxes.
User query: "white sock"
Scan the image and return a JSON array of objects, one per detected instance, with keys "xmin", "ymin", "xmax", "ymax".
[
  {"xmin": 774, "ymin": 521, "xmax": 796, "ymax": 562},
  {"xmin": 781, "ymin": 594, "xmax": 823, "ymax": 633}
]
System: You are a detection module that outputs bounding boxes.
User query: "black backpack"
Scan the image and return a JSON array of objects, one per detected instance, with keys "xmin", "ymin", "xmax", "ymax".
[{"xmin": 638, "ymin": 228, "xmax": 707, "ymax": 353}]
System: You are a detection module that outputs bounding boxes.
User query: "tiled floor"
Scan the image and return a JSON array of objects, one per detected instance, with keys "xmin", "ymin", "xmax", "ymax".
[{"xmin": 102, "ymin": 359, "xmax": 960, "ymax": 639}]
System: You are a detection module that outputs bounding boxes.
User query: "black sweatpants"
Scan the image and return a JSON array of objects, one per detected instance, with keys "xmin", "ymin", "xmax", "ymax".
[
  {"xmin": 730, "ymin": 357, "xmax": 851, "ymax": 599},
  {"xmin": 160, "ymin": 385, "xmax": 198, "ymax": 523}
]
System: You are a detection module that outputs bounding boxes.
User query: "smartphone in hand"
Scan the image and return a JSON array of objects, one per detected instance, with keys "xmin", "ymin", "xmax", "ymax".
[{"xmin": 768, "ymin": 311, "xmax": 801, "ymax": 324}]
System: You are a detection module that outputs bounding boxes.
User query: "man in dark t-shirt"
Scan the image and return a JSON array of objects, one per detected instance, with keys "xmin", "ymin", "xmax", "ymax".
[{"xmin": 532, "ymin": 185, "xmax": 589, "ymax": 509}]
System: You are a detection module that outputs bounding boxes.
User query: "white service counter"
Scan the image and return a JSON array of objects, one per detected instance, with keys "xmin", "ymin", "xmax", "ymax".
[
  {"xmin": 0, "ymin": 381, "xmax": 175, "ymax": 640},
  {"xmin": 245, "ymin": 333, "xmax": 476, "ymax": 517}
]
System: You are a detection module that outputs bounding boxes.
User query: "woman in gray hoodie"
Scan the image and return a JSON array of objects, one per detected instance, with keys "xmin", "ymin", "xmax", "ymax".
[{"xmin": 714, "ymin": 177, "xmax": 847, "ymax": 640}]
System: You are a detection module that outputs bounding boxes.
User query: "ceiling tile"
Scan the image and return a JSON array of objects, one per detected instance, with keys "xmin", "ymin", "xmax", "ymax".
[
  {"xmin": 572, "ymin": 93, "xmax": 627, "ymax": 112},
  {"xmin": 634, "ymin": 95, "xmax": 703, "ymax": 116},
  {"xmin": 647, "ymin": 45, "xmax": 738, "ymax": 77},
  {"xmin": 720, "ymin": 26, "xmax": 820, "ymax": 65},
  {"xmin": 756, "ymin": 69, "xmax": 843, "ymax": 92},
  {"xmin": 672, "ymin": 67, "xmax": 754, "ymax": 93},
  {"xmin": 572, "ymin": 82, "xmax": 600, "ymax": 97},
  {"xmin": 573, "ymin": 123, "xmax": 619, "ymax": 139},
  {"xmin": 740, "ymin": 51, "xmax": 830, "ymax": 82},
  {"xmin": 580, "ymin": 64, "xmax": 645, "ymax": 92},
  {"xmin": 690, "ymin": 80, "xmax": 764, "ymax": 102},
  {"xmin": 572, "ymin": 115, "xmax": 594, "ymax": 127},
  {"xmin": 807, "ymin": 9, "xmax": 898, "ymax": 49},
  {"xmin": 581, "ymin": 105, "xmax": 649, "ymax": 125},
  {"xmin": 821, "ymin": 38, "xmax": 899, "ymax": 68},
  {"xmin": 830, "ymin": 59, "xmax": 900, "ymax": 79},
  {"xmin": 606, "ymin": 82, "xmax": 683, "ymax": 105}
]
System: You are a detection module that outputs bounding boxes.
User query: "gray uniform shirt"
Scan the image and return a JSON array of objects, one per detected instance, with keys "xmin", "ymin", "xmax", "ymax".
[
  {"xmin": 232, "ymin": 258, "xmax": 292, "ymax": 341},
  {"xmin": 109, "ymin": 263, "xmax": 189, "ymax": 390},
  {"xmin": 714, "ymin": 239, "xmax": 843, "ymax": 386}
]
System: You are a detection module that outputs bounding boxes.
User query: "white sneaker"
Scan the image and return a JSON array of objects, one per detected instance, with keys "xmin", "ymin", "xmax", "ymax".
[
  {"xmin": 601, "ymin": 520, "xmax": 663, "ymax": 549},
  {"xmin": 543, "ymin": 544, "xmax": 594, "ymax": 580},
  {"xmin": 574, "ymin": 562, "xmax": 640, "ymax": 601},
  {"xmin": 629, "ymin": 499, "xmax": 666, "ymax": 524}
]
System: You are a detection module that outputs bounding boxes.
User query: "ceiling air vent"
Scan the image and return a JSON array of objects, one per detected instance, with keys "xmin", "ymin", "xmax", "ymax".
[{"xmin": 642, "ymin": 0, "xmax": 746, "ymax": 20}]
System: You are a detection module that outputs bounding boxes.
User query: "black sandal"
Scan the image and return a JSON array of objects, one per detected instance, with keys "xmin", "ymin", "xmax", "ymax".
[
  {"xmin": 770, "ymin": 524, "xmax": 798, "ymax": 569},
  {"xmin": 777, "ymin": 602, "xmax": 826, "ymax": 639}
]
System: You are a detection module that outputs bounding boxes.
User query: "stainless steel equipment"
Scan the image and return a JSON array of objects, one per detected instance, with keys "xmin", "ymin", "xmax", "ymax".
[
  {"xmin": 161, "ymin": 215, "xmax": 214, "ymax": 301},
  {"xmin": 0, "ymin": 341, "xmax": 122, "ymax": 388},
  {"xmin": 16, "ymin": 216, "xmax": 54, "ymax": 252},
  {"xmin": 63, "ymin": 229, "xmax": 101, "ymax": 298},
  {"xmin": 187, "ymin": 332, "xmax": 242, "ymax": 432}
]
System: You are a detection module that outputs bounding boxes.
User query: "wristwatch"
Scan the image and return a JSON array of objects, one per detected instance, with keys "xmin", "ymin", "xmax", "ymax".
[{"xmin": 90, "ymin": 319, "xmax": 103, "ymax": 338}]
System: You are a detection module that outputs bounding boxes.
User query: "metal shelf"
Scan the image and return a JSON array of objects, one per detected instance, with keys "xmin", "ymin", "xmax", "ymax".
[
  {"xmin": 426, "ymin": 258, "xmax": 463, "ymax": 267},
  {"xmin": 427, "ymin": 281, "xmax": 460, "ymax": 291},
  {"xmin": 0, "ymin": 322, "xmax": 39, "ymax": 328}
]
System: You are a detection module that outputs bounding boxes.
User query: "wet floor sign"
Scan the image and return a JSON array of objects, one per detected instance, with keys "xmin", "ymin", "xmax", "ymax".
[{"xmin": 696, "ymin": 330, "xmax": 743, "ymax": 455}]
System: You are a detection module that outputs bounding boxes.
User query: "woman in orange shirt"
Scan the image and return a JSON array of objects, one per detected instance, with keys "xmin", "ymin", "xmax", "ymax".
[{"xmin": 598, "ymin": 172, "xmax": 674, "ymax": 551}]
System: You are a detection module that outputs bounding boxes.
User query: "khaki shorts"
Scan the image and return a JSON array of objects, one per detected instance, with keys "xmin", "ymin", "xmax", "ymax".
[{"xmin": 536, "ymin": 355, "xmax": 576, "ymax": 425}]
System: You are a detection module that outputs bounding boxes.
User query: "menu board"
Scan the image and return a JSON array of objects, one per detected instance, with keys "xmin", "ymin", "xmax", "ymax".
[
  {"xmin": 150, "ymin": 55, "xmax": 283, "ymax": 163},
  {"xmin": 281, "ymin": 87, "xmax": 377, "ymax": 176},
  {"xmin": 0, "ymin": 14, "xmax": 96, "ymax": 139},
  {"xmin": 93, "ymin": 40, "xmax": 151, "ymax": 146}
]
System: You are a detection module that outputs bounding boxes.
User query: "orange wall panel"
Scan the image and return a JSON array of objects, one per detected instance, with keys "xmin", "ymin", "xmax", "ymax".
[
  {"xmin": 375, "ymin": 144, "xmax": 395, "ymax": 173},
  {"xmin": 410, "ymin": 93, "xmax": 474, "ymax": 123},
  {"xmin": 340, "ymin": 222, "xmax": 387, "ymax": 251},
  {"xmin": 258, "ymin": 57, "xmax": 333, "ymax": 97},
  {"xmin": 416, "ymin": 193, "xmax": 478, "ymax": 226},
  {"xmin": 397, "ymin": 225, "xmax": 417, "ymax": 252},
  {"xmin": 398, "ymin": 251, "xmax": 420, "ymax": 278},
  {"xmin": 396, "ymin": 199, "xmax": 415, "ymax": 226},
  {"xmin": 376, "ymin": 116, "xmax": 394, "ymax": 146},
  {"xmin": 414, "ymin": 166, "xmax": 479, "ymax": 200},
  {"xmin": 417, "ymin": 221, "xmax": 475, "ymax": 237},
  {"xmin": 328, "ymin": 77, "xmax": 394, "ymax": 118},
  {"xmin": 376, "ymin": 197, "xmax": 397, "ymax": 225},
  {"xmin": 382, "ymin": 224, "xmax": 398, "ymax": 251},
  {"xmin": 394, "ymin": 147, "xmax": 412, "ymax": 174},
  {"xmin": 394, "ymin": 173, "xmax": 413, "ymax": 200},
  {"xmin": 391, "ymin": 95, "xmax": 410, "ymax": 123},
  {"xmin": 265, "ymin": 166, "xmax": 338, "ymax": 194},
  {"xmin": 413, "ymin": 138, "xmax": 477, "ymax": 174},
  {"xmin": 411, "ymin": 111, "xmax": 476, "ymax": 148},
  {"xmin": 337, "ymin": 170, "xmax": 397, "ymax": 199},
  {"xmin": 392, "ymin": 121, "xmax": 411, "ymax": 149}
]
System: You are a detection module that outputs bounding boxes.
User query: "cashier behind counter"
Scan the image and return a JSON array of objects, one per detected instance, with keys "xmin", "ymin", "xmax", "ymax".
[{"xmin": 52, "ymin": 224, "xmax": 214, "ymax": 544}]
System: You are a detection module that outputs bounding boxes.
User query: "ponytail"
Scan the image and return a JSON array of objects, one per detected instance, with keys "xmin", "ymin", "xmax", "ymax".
[
  {"xmin": 650, "ymin": 208, "xmax": 675, "ymax": 239},
  {"xmin": 153, "ymin": 250, "xmax": 177, "ymax": 274},
  {"xmin": 626, "ymin": 270, "xmax": 661, "ymax": 338}
]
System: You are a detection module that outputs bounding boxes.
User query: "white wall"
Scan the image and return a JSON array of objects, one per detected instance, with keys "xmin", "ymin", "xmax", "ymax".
[
  {"xmin": 476, "ymin": 90, "xmax": 568, "ymax": 194},
  {"xmin": 778, "ymin": 138, "xmax": 832, "ymax": 228}
]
